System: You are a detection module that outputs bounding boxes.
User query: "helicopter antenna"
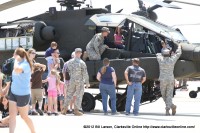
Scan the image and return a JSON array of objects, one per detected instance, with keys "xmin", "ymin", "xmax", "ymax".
[{"xmin": 90, "ymin": 0, "xmax": 93, "ymax": 8}]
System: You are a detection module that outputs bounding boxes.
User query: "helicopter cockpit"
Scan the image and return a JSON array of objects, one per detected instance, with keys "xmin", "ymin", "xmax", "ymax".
[{"xmin": 86, "ymin": 13, "xmax": 188, "ymax": 60}]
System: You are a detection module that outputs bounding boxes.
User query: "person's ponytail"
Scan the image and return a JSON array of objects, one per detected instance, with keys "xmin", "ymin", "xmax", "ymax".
[
  {"xmin": 101, "ymin": 66, "xmax": 107, "ymax": 75},
  {"xmin": 24, "ymin": 51, "xmax": 33, "ymax": 72},
  {"xmin": 101, "ymin": 58, "xmax": 110, "ymax": 75}
]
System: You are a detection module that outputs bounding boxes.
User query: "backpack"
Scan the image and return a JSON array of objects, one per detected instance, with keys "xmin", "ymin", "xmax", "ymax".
[{"xmin": 2, "ymin": 57, "xmax": 14, "ymax": 75}]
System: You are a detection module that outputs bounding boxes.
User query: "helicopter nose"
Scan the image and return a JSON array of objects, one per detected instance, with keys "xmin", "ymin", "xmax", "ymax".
[
  {"xmin": 193, "ymin": 46, "xmax": 200, "ymax": 60},
  {"xmin": 181, "ymin": 43, "xmax": 200, "ymax": 61}
]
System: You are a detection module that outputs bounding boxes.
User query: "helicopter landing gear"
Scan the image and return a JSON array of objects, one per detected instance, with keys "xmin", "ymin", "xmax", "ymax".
[
  {"xmin": 189, "ymin": 87, "xmax": 200, "ymax": 98},
  {"xmin": 81, "ymin": 92, "xmax": 96, "ymax": 112},
  {"xmin": 109, "ymin": 93, "xmax": 126, "ymax": 112}
]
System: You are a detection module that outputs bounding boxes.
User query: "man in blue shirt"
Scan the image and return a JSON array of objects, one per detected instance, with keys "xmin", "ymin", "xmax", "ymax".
[{"xmin": 124, "ymin": 58, "xmax": 146, "ymax": 116}]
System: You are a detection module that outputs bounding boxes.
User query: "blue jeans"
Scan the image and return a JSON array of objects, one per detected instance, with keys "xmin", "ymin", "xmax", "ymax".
[
  {"xmin": 99, "ymin": 83, "xmax": 116, "ymax": 113},
  {"xmin": 125, "ymin": 82, "xmax": 142, "ymax": 114}
]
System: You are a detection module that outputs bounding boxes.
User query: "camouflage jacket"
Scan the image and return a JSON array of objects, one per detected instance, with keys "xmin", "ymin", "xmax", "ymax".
[
  {"xmin": 156, "ymin": 46, "xmax": 182, "ymax": 80},
  {"xmin": 86, "ymin": 33, "xmax": 107, "ymax": 55},
  {"xmin": 67, "ymin": 58, "xmax": 89, "ymax": 84}
]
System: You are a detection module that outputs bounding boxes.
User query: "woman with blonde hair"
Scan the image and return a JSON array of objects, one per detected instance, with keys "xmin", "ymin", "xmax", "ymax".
[
  {"xmin": 9, "ymin": 47, "xmax": 35, "ymax": 133},
  {"xmin": 96, "ymin": 58, "xmax": 117, "ymax": 115}
]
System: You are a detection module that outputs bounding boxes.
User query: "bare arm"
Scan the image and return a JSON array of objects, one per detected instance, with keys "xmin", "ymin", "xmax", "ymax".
[
  {"xmin": 141, "ymin": 77, "xmax": 146, "ymax": 84},
  {"xmin": 13, "ymin": 61, "xmax": 23, "ymax": 74},
  {"xmin": 124, "ymin": 70, "xmax": 132, "ymax": 85},
  {"xmin": 112, "ymin": 71, "xmax": 117, "ymax": 87},
  {"xmin": 42, "ymin": 78, "xmax": 48, "ymax": 83},
  {"xmin": 96, "ymin": 72, "xmax": 101, "ymax": 82},
  {"xmin": 34, "ymin": 63, "xmax": 46, "ymax": 72},
  {"xmin": 0, "ymin": 82, "xmax": 10, "ymax": 96},
  {"xmin": 57, "ymin": 84, "xmax": 61, "ymax": 95}
]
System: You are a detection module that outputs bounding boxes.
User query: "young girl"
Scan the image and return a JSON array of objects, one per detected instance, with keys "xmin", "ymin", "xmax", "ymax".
[
  {"xmin": 0, "ymin": 95, "xmax": 9, "ymax": 127},
  {"xmin": 114, "ymin": 26, "xmax": 125, "ymax": 49},
  {"xmin": 58, "ymin": 75, "xmax": 65, "ymax": 112},
  {"xmin": 43, "ymin": 69, "xmax": 60, "ymax": 116}
]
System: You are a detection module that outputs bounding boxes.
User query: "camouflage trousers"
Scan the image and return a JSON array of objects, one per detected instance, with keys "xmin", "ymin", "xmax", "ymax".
[
  {"xmin": 86, "ymin": 46, "xmax": 106, "ymax": 60},
  {"xmin": 86, "ymin": 49, "xmax": 101, "ymax": 60},
  {"xmin": 63, "ymin": 81, "xmax": 84, "ymax": 110},
  {"xmin": 160, "ymin": 79, "xmax": 175, "ymax": 110}
]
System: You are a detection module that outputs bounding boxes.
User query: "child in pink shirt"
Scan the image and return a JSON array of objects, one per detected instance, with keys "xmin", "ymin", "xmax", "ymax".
[
  {"xmin": 114, "ymin": 26, "xmax": 125, "ymax": 49},
  {"xmin": 43, "ymin": 69, "xmax": 60, "ymax": 116}
]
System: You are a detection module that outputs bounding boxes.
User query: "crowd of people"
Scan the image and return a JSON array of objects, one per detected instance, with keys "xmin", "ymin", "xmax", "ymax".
[{"xmin": 0, "ymin": 26, "xmax": 184, "ymax": 132}]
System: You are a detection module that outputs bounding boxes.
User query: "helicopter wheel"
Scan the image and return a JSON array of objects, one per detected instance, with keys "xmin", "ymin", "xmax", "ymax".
[
  {"xmin": 189, "ymin": 91, "xmax": 197, "ymax": 98},
  {"xmin": 109, "ymin": 93, "xmax": 126, "ymax": 112},
  {"xmin": 82, "ymin": 92, "xmax": 96, "ymax": 112}
]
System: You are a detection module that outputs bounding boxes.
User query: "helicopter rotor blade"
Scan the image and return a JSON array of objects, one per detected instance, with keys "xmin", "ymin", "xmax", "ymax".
[
  {"xmin": 0, "ymin": 0, "xmax": 34, "ymax": 12},
  {"xmin": 165, "ymin": 0, "xmax": 200, "ymax": 6},
  {"xmin": 142, "ymin": 0, "xmax": 181, "ymax": 12},
  {"xmin": 116, "ymin": 9, "xmax": 123, "ymax": 13}
]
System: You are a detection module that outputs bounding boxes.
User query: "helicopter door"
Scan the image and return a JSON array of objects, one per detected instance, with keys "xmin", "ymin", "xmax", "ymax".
[{"xmin": 124, "ymin": 15, "xmax": 187, "ymax": 42}]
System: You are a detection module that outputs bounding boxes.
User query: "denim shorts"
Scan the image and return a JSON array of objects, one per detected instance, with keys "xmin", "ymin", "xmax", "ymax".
[
  {"xmin": 58, "ymin": 95, "xmax": 64, "ymax": 101},
  {"xmin": 9, "ymin": 92, "xmax": 30, "ymax": 107}
]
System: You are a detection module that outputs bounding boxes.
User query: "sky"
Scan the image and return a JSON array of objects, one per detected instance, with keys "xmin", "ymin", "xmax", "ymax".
[{"xmin": 0, "ymin": 0, "xmax": 200, "ymax": 42}]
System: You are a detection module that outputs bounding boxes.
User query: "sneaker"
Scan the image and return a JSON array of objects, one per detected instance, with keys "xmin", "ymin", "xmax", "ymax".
[
  {"xmin": 104, "ymin": 112, "xmax": 108, "ymax": 115},
  {"xmin": 67, "ymin": 109, "xmax": 73, "ymax": 114},
  {"xmin": 47, "ymin": 112, "xmax": 52, "ymax": 116},
  {"xmin": 32, "ymin": 110, "xmax": 39, "ymax": 115},
  {"xmin": 111, "ymin": 112, "xmax": 119, "ymax": 115},
  {"xmin": 125, "ymin": 112, "xmax": 130, "ymax": 116},
  {"xmin": 37, "ymin": 109, "xmax": 44, "ymax": 116},
  {"xmin": 53, "ymin": 112, "xmax": 59, "ymax": 116},
  {"xmin": 133, "ymin": 113, "xmax": 139, "ymax": 116},
  {"xmin": 28, "ymin": 110, "xmax": 32, "ymax": 115}
]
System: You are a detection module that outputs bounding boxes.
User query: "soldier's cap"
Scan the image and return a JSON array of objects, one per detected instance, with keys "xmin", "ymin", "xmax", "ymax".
[
  {"xmin": 162, "ymin": 49, "xmax": 170, "ymax": 56},
  {"xmin": 75, "ymin": 48, "xmax": 82, "ymax": 53},
  {"xmin": 101, "ymin": 27, "xmax": 110, "ymax": 33},
  {"xmin": 132, "ymin": 58, "xmax": 140, "ymax": 63}
]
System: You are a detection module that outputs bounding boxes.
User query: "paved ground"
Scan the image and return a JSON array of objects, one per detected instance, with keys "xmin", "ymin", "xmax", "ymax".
[{"xmin": 1, "ymin": 81, "xmax": 200, "ymax": 133}]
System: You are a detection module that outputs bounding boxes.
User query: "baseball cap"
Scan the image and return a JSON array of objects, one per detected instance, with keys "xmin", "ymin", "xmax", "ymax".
[
  {"xmin": 75, "ymin": 48, "xmax": 82, "ymax": 53},
  {"xmin": 101, "ymin": 27, "xmax": 110, "ymax": 33}
]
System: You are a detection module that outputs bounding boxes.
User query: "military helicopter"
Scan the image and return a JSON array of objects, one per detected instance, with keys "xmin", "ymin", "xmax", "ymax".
[{"xmin": 0, "ymin": 0, "xmax": 200, "ymax": 112}]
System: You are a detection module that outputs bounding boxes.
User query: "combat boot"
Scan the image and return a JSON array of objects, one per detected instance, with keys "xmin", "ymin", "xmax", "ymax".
[
  {"xmin": 61, "ymin": 108, "xmax": 67, "ymax": 115},
  {"xmin": 74, "ymin": 109, "xmax": 83, "ymax": 116},
  {"xmin": 166, "ymin": 109, "xmax": 170, "ymax": 116},
  {"xmin": 171, "ymin": 105, "xmax": 177, "ymax": 116}
]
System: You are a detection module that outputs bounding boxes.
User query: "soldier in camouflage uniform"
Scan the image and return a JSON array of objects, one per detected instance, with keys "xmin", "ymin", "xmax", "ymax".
[
  {"xmin": 156, "ymin": 41, "xmax": 182, "ymax": 116},
  {"xmin": 62, "ymin": 48, "xmax": 90, "ymax": 116},
  {"xmin": 86, "ymin": 27, "xmax": 110, "ymax": 60}
]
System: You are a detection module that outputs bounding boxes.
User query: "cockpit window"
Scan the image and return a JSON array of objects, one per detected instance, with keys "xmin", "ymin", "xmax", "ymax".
[
  {"xmin": 126, "ymin": 15, "xmax": 188, "ymax": 42},
  {"xmin": 96, "ymin": 14, "xmax": 126, "ymax": 23}
]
